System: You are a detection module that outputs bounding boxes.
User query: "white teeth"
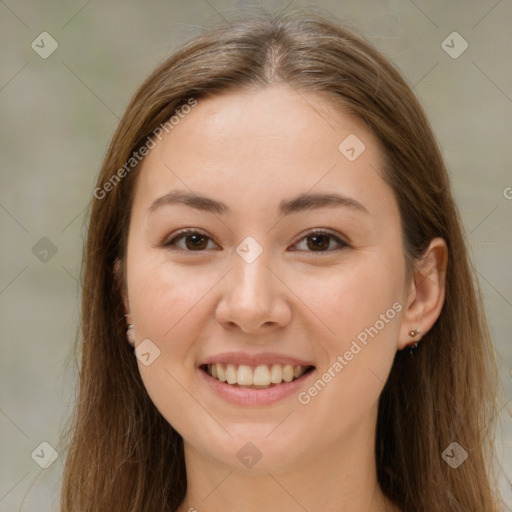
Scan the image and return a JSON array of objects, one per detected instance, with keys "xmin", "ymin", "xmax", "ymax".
[
  {"xmin": 205, "ymin": 362, "xmax": 310, "ymax": 386},
  {"xmin": 216, "ymin": 363, "xmax": 226, "ymax": 382},
  {"xmin": 226, "ymin": 364, "xmax": 237, "ymax": 384},
  {"xmin": 237, "ymin": 365, "xmax": 253, "ymax": 385},
  {"xmin": 270, "ymin": 364, "xmax": 282, "ymax": 383},
  {"xmin": 282, "ymin": 365, "xmax": 294, "ymax": 382},
  {"xmin": 253, "ymin": 365, "xmax": 271, "ymax": 385}
]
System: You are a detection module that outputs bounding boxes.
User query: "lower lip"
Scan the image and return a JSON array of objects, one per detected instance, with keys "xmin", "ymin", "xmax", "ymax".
[{"xmin": 199, "ymin": 367, "xmax": 315, "ymax": 406}]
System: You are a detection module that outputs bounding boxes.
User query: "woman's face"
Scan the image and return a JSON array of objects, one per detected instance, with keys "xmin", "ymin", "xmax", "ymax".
[{"xmin": 124, "ymin": 84, "xmax": 410, "ymax": 471}]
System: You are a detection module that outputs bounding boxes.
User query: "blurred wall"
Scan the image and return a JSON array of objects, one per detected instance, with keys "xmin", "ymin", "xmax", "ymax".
[{"xmin": 0, "ymin": 0, "xmax": 511, "ymax": 510}]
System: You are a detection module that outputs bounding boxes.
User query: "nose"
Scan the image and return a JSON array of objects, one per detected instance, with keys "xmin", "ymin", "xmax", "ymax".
[{"xmin": 215, "ymin": 249, "xmax": 292, "ymax": 334}]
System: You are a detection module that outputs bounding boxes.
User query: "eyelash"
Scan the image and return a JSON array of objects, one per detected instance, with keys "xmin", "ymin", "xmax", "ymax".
[{"xmin": 161, "ymin": 228, "xmax": 349, "ymax": 254}]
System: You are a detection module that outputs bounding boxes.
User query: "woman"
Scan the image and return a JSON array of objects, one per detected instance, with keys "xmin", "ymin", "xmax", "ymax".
[{"xmin": 61, "ymin": 9, "xmax": 503, "ymax": 512}]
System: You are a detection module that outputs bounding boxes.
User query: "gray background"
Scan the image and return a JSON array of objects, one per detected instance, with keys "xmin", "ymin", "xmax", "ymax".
[{"xmin": 0, "ymin": 0, "xmax": 511, "ymax": 510}]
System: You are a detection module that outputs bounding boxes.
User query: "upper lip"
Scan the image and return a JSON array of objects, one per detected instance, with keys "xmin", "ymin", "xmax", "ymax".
[{"xmin": 200, "ymin": 351, "xmax": 315, "ymax": 367}]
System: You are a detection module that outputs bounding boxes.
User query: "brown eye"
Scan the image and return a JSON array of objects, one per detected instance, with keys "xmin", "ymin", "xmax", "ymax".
[
  {"xmin": 307, "ymin": 233, "xmax": 331, "ymax": 251},
  {"xmin": 163, "ymin": 230, "xmax": 217, "ymax": 251},
  {"xmin": 183, "ymin": 233, "xmax": 208, "ymax": 250},
  {"xmin": 293, "ymin": 230, "xmax": 347, "ymax": 253}
]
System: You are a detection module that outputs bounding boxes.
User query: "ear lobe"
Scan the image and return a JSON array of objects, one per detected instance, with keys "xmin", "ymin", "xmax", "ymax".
[
  {"xmin": 113, "ymin": 258, "xmax": 130, "ymax": 317},
  {"xmin": 398, "ymin": 237, "xmax": 448, "ymax": 350}
]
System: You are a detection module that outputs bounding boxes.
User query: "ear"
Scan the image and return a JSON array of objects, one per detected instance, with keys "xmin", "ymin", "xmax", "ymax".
[
  {"xmin": 113, "ymin": 258, "xmax": 131, "ymax": 323},
  {"xmin": 398, "ymin": 237, "xmax": 448, "ymax": 350}
]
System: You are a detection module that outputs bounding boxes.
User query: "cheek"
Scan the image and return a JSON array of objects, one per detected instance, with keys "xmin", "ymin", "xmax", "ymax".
[
  {"xmin": 298, "ymin": 253, "xmax": 404, "ymax": 353},
  {"xmin": 126, "ymin": 257, "xmax": 221, "ymax": 433},
  {"xmin": 293, "ymin": 255, "xmax": 403, "ymax": 422},
  {"xmin": 128, "ymin": 257, "xmax": 216, "ymax": 351}
]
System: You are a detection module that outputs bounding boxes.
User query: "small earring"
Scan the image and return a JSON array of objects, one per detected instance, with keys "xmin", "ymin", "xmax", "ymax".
[
  {"xmin": 126, "ymin": 324, "xmax": 136, "ymax": 346},
  {"xmin": 407, "ymin": 329, "xmax": 422, "ymax": 357}
]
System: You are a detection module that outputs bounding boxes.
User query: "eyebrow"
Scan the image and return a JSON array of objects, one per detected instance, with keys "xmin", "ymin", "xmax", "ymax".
[{"xmin": 147, "ymin": 190, "xmax": 369, "ymax": 216}]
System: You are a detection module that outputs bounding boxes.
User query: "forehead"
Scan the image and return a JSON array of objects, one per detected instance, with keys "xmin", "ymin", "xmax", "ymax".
[
  {"xmin": 132, "ymin": 84, "xmax": 396, "ymax": 222},
  {"xmin": 154, "ymin": 85, "xmax": 375, "ymax": 167}
]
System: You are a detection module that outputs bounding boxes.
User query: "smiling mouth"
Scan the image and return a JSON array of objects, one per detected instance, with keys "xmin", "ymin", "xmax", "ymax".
[{"xmin": 200, "ymin": 363, "xmax": 315, "ymax": 389}]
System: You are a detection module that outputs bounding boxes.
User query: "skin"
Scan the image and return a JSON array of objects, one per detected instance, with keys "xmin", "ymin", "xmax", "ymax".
[{"xmin": 119, "ymin": 84, "xmax": 447, "ymax": 512}]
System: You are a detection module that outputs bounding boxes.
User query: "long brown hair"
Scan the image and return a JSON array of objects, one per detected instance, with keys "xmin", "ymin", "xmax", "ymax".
[{"xmin": 61, "ymin": 7, "xmax": 503, "ymax": 511}]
